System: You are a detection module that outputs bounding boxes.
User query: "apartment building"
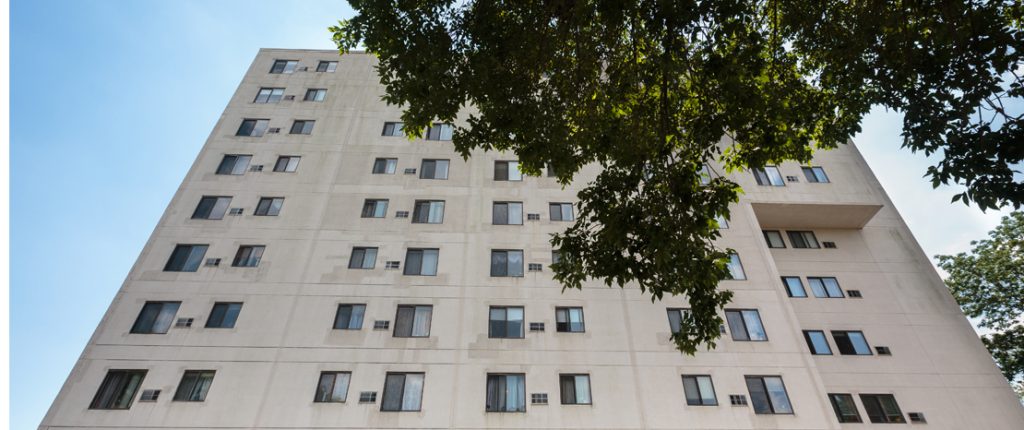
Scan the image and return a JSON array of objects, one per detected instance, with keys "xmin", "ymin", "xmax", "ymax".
[{"xmin": 39, "ymin": 48, "xmax": 1024, "ymax": 429}]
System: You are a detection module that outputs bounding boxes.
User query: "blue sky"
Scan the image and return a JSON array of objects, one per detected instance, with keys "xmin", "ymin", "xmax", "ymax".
[{"xmin": 9, "ymin": 1, "xmax": 1013, "ymax": 429}]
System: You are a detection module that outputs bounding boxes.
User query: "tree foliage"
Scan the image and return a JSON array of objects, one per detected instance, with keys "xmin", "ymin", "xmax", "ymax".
[
  {"xmin": 937, "ymin": 211, "xmax": 1024, "ymax": 387},
  {"xmin": 333, "ymin": 1, "xmax": 1024, "ymax": 354}
]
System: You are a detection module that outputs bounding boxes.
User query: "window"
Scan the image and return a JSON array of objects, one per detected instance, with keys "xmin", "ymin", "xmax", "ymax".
[
  {"xmin": 315, "ymin": 372, "xmax": 350, "ymax": 403},
  {"xmin": 745, "ymin": 376, "xmax": 793, "ymax": 414},
  {"xmin": 420, "ymin": 159, "xmax": 449, "ymax": 179},
  {"xmin": 205, "ymin": 302, "xmax": 242, "ymax": 329},
  {"xmin": 131, "ymin": 301, "xmax": 181, "ymax": 334},
  {"xmin": 555, "ymin": 307, "xmax": 585, "ymax": 333},
  {"xmin": 372, "ymin": 158, "xmax": 397, "ymax": 174},
  {"xmin": 726, "ymin": 254, "xmax": 746, "ymax": 280},
  {"xmin": 270, "ymin": 59, "xmax": 298, "ymax": 74},
  {"xmin": 316, "ymin": 60, "xmax": 338, "ymax": 72},
  {"xmin": 192, "ymin": 196, "xmax": 231, "ymax": 220},
  {"xmin": 492, "ymin": 202, "xmax": 523, "ymax": 225},
  {"xmin": 559, "ymin": 374, "xmax": 592, "ymax": 405},
  {"xmin": 425, "ymin": 123, "xmax": 453, "ymax": 141},
  {"xmin": 412, "ymin": 200, "xmax": 445, "ymax": 224},
  {"xmin": 807, "ymin": 277, "xmax": 844, "ymax": 298},
  {"xmin": 254, "ymin": 87, "xmax": 284, "ymax": 103},
  {"xmin": 551, "ymin": 250, "xmax": 561, "ymax": 264},
  {"xmin": 381, "ymin": 373, "xmax": 424, "ymax": 411},
  {"xmin": 232, "ymin": 245, "xmax": 265, "ymax": 267},
  {"xmin": 787, "ymin": 231, "xmax": 820, "ymax": 249},
  {"xmin": 382, "ymin": 122, "xmax": 404, "ymax": 136},
  {"xmin": 832, "ymin": 330, "xmax": 872, "ymax": 355},
  {"xmin": 763, "ymin": 230, "xmax": 786, "ymax": 248},
  {"xmin": 361, "ymin": 199, "xmax": 389, "ymax": 218},
  {"xmin": 802, "ymin": 166, "xmax": 830, "ymax": 183},
  {"xmin": 547, "ymin": 164, "xmax": 558, "ymax": 177},
  {"xmin": 236, "ymin": 119, "xmax": 270, "ymax": 137},
  {"xmin": 348, "ymin": 247, "xmax": 378, "ymax": 269},
  {"xmin": 334, "ymin": 304, "xmax": 366, "ymax": 330},
  {"xmin": 682, "ymin": 375, "xmax": 717, "ymax": 406},
  {"xmin": 781, "ymin": 277, "xmax": 807, "ymax": 297},
  {"xmin": 725, "ymin": 309, "xmax": 767, "ymax": 341},
  {"xmin": 164, "ymin": 244, "xmax": 208, "ymax": 272},
  {"xmin": 254, "ymin": 197, "xmax": 284, "ymax": 216},
  {"xmin": 173, "ymin": 370, "xmax": 215, "ymax": 402},
  {"xmin": 803, "ymin": 330, "xmax": 832, "ymax": 355},
  {"xmin": 290, "ymin": 120, "xmax": 315, "ymax": 135},
  {"xmin": 549, "ymin": 203, "xmax": 574, "ymax": 221},
  {"xmin": 698, "ymin": 164, "xmax": 713, "ymax": 185},
  {"xmin": 216, "ymin": 154, "xmax": 251, "ymax": 175},
  {"xmin": 393, "ymin": 305, "xmax": 432, "ymax": 337},
  {"xmin": 404, "ymin": 248, "xmax": 439, "ymax": 275},
  {"xmin": 89, "ymin": 370, "xmax": 146, "ymax": 409},
  {"xmin": 489, "ymin": 306, "xmax": 525, "ymax": 338},
  {"xmin": 490, "ymin": 250, "xmax": 524, "ymax": 277},
  {"xmin": 494, "ymin": 161, "xmax": 522, "ymax": 181},
  {"xmin": 666, "ymin": 308, "xmax": 691, "ymax": 334},
  {"xmin": 274, "ymin": 156, "xmax": 300, "ymax": 172},
  {"xmin": 304, "ymin": 88, "xmax": 327, "ymax": 102},
  {"xmin": 860, "ymin": 394, "xmax": 905, "ymax": 423},
  {"xmin": 829, "ymin": 393, "xmax": 862, "ymax": 423},
  {"xmin": 753, "ymin": 166, "xmax": 785, "ymax": 186},
  {"xmin": 486, "ymin": 374, "xmax": 526, "ymax": 412}
]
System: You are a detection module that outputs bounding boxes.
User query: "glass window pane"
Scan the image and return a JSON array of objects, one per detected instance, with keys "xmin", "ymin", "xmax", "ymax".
[
  {"xmin": 491, "ymin": 251, "xmax": 507, "ymax": 276},
  {"xmin": 508, "ymin": 251, "xmax": 523, "ymax": 276},
  {"xmin": 435, "ymin": 160, "xmax": 449, "ymax": 179},
  {"xmin": 667, "ymin": 309, "xmax": 682, "ymax": 334},
  {"xmin": 746, "ymin": 377, "xmax": 772, "ymax": 414},
  {"xmin": 783, "ymin": 277, "xmax": 807, "ymax": 297},
  {"xmin": 727, "ymin": 254, "xmax": 746, "ymax": 280},
  {"xmin": 574, "ymin": 375, "xmax": 591, "ymax": 404},
  {"xmin": 682, "ymin": 377, "xmax": 701, "ymax": 405},
  {"xmin": 808, "ymin": 278, "xmax": 827, "ymax": 297},
  {"xmin": 509, "ymin": 162, "xmax": 522, "ymax": 181},
  {"xmin": 764, "ymin": 377, "xmax": 792, "ymax": 414},
  {"xmin": 742, "ymin": 310, "xmax": 767, "ymax": 341},
  {"xmin": 493, "ymin": 203, "xmax": 508, "ymax": 225},
  {"xmin": 382, "ymin": 374, "xmax": 405, "ymax": 411},
  {"xmin": 823, "ymin": 278, "xmax": 843, "ymax": 297},
  {"xmin": 697, "ymin": 376, "xmax": 716, "ymax": 405},
  {"xmin": 401, "ymin": 374, "xmax": 423, "ymax": 410},
  {"xmin": 726, "ymin": 311, "xmax": 748, "ymax": 341},
  {"xmin": 508, "ymin": 203, "xmax": 522, "ymax": 224}
]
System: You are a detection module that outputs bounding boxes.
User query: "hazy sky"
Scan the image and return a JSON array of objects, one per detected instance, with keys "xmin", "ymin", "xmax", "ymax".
[{"xmin": 10, "ymin": 1, "xmax": 1013, "ymax": 429}]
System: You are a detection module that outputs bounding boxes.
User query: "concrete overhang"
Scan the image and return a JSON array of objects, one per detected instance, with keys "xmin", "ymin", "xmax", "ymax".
[{"xmin": 751, "ymin": 202, "xmax": 883, "ymax": 229}]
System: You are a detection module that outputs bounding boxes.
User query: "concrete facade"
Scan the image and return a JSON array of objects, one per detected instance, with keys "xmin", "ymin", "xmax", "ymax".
[{"xmin": 39, "ymin": 48, "xmax": 1024, "ymax": 429}]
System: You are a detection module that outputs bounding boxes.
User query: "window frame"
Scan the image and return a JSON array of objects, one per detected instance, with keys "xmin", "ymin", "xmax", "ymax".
[
  {"xmin": 832, "ymin": 330, "xmax": 873, "ymax": 355},
  {"xmin": 490, "ymin": 249, "xmax": 524, "ymax": 277},
  {"xmin": 289, "ymin": 120, "xmax": 315, "ymax": 135},
  {"xmin": 191, "ymin": 196, "xmax": 232, "ymax": 220},
  {"xmin": 549, "ymin": 202, "xmax": 574, "ymax": 221},
  {"xmin": 172, "ymin": 370, "xmax": 215, "ymax": 402},
  {"xmin": 555, "ymin": 307, "xmax": 586, "ymax": 333},
  {"xmin": 216, "ymin": 154, "xmax": 251, "ymax": 175},
  {"xmin": 131, "ymin": 301, "xmax": 181, "ymax": 334},
  {"xmin": 380, "ymin": 372, "xmax": 425, "ymax": 412},
  {"xmin": 829, "ymin": 393, "xmax": 863, "ymax": 423},
  {"xmin": 753, "ymin": 166, "xmax": 785, "ymax": 186},
  {"xmin": 488, "ymin": 306, "xmax": 525, "ymax": 339},
  {"xmin": 316, "ymin": 60, "xmax": 338, "ymax": 72},
  {"xmin": 411, "ymin": 200, "xmax": 445, "ymax": 224},
  {"xmin": 787, "ymin": 230, "xmax": 820, "ymax": 249},
  {"xmin": 361, "ymin": 199, "xmax": 389, "ymax": 218},
  {"xmin": 333, "ymin": 304, "xmax": 366, "ymax": 330},
  {"xmin": 745, "ymin": 375, "xmax": 793, "ymax": 415},
  {"xmin": 372, "ymin": 158, "xmax": 398, "ymax": 174},
  {"xmin": 681, "ymin": 375, "xmax": 718, "ymax": 406},
  {"xmin": 382, "ymin": 122, "xmax": 404, "ymax": 136},
  {"xmin": 492, "ymin": 202, "xmax": 524, "ymax": 225},
  {"xmin": 802, "ymin": 166, "xmax": 830, "ymax": 183},
  {"xmin": 231, "ymin": 245, "xmax": 265, "ymax": 268},
  {"xmin": 803, "ymin": 330, "xmax": 833, "ymax": 355},
  {"xmin": 348, "ymin": 247, "xmax": 378, "ymax": 269},
  {"xmin": 269, "ymin": 59, "xmax": 298, "ymax": 74},
  {"xmin": 666, "ymin": 307, "xmax": 691, "ymax": 334},
  {"xmin": 314, "ymin": 371, "xmax": 351, "ymax": 403},
  {"xmin": 403, "ymin": 248, "xmax": 439, "ymax": 276},
  {"xmin": 273, "ymin": 156, "xmax": 300, "ymax": 173},
  {"xmin": 559, "ymin": 374, "xmax": 593, "ymax": 405},
  {"xmin": 236, "ymin": 118, "xmax": 269, "ymax": 137},
  {"xmin": 781, "ymin": 276, "xmax": 808, "ymax": 298},
  {"xmin": 860, "ymin": 394, "xmax": 906, "ymax": 423},
  {"xmin": 254, "ymin": 197, "xmax": 284, "ymax": 216},
  {"xmin": 494, "ymin": 160, "xmax": 522, "ymax": 181},
  {"xmin": 393, "ymin": 305, "xmax": 433, "ymax": 338},
  {"xmin": 205, "ymin": 302, "xmax": 242, "ymax": 329},
  {"xmin": 419, "ymin": 159, "xmax": 450, "ymax": 180},
  {"xmin": 425, "ymin": 123, "xmax": 454, "ymax": 141},
  {"xmin": 763, "ymin": 230, "xmax": 787, "ymax": 248},
  {"xmin": 304, "ymin": 88, "xmax": 327, "ymax": 102},
  {"xmin": 89, "ymin": 369, "xmax": 147, "ymax": 410},
  {"xmin": 726, "ymin": 254, "xmax": 747, "ymax": 280},
  {"xmin": 164, "ymin": 244, "xmax": 208, "ymax": 272},
  {"xmin": 254, "ymin": 87, "xmax": 285, "ymax": 103},
  {"xmin": 725, "ymin": 309, "xmax": 768, "ymax": 341},
  {"xmin": 807, "ymin": 276, "xmax": 845, "ymax": 298},
  {"xmin": 485, "ymin": 373, "xmax": 527, "ymax": 412}
]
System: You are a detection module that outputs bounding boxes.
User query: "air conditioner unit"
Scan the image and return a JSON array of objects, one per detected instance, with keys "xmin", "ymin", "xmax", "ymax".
[
  {"xmin": 267, "ymin": 128, "xmax": 281, "ymax": 134},
  {"xmin": 283, "ymin": 95, "xmax": 295, "ymax": 101},
  {"xmin": 297, "ymin": 66, "xmax": 309, "ymax": 72},
  {"xmin": 249, "ymin": 164, "xmax": 264, "ymax": 172},
  {"xmin": 175, "ymin": 318, "xmax": 194, "ymax": 328},
  {"xmin": 205, "ymin": 258, "xmax": 221, "ymax": 266}
]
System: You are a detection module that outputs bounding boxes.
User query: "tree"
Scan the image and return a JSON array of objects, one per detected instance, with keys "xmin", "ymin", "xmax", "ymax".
[
  {"xmin": 332, "ymin": 1, "xmax": 1024, "ymax": 354},
  {"xmin": 936, "ymin": 211, "xmax": 1024, "ymax": 396}
]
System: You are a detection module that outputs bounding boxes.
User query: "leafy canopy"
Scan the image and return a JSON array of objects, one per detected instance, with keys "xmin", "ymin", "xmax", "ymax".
[
  {"xmin": 937, "ymin": 211, "xmax": 1024, "ymax": 386},
  {"xmin": 333, "ymin": 1, "xmax": 1024, "ymax": 354}
]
